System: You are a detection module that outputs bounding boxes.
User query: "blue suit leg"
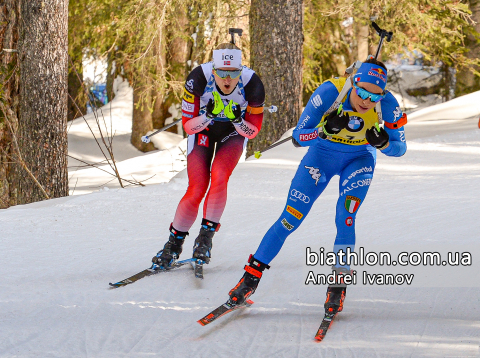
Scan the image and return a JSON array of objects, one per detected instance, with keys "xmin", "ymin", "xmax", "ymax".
[
  {"xmin": 333, "ymin": 153, "xmax": 375, "ymax": 269},
  {"xmin": 254, "ymin": 146, "xmax": 339, "ymax": 265}
]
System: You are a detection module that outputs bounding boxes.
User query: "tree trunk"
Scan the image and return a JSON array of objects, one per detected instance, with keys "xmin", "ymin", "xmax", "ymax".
[
  {"xmin": 456, "ymin": 0, "xmax": 480, "ymax": 96},
  {"xmin": 131, "ymin": 86, "xmax": 156, "ymax": 152},
  {"xmin": 247, "ymin": 0, "xmax": 304, "ymax": 156},
  {"xmin": 67, "ymin": 59, "xmax": 84, "ymax": 121},
  {"xmin": 0, "ymin": 0, "xmax": 20, "ymax": 208},
  {"xmin": 13, "ymin": 0, "xmax": 69, "ymax": 204},
  {"xmin": 354, "ymin": 2, "xmax": 370, "ymax": 62},
  {"xmin": 153, "ymin": 5, "xmax": 189, "ymax": 134}
]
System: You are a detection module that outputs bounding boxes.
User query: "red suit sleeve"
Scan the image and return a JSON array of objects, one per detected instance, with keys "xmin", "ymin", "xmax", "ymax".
[
  {"xmin": 181, "ymin": 66, "xmax": 209, "ymax": 135},
  {"xmin": 236, "ymin": 73, "xmax": 265, "ymax": 139},
  {"xmin": 233, "ymin": 106, "xmax": 263, "ymax": 139}
]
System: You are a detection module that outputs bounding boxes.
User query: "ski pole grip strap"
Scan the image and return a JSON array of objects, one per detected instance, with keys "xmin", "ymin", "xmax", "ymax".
[{"xmin": 384, "ymin": 113, "xmax": 407, "ymax": 130}]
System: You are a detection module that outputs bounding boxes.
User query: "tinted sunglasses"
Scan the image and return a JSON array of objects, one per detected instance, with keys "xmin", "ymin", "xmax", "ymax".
[
  {"xmin": 353, "ymin": 83, "xmax": 385, "ymax": 103},
  {"xmin": 214, "ymin": 68, "xmax": 242, "ymax": 79}
]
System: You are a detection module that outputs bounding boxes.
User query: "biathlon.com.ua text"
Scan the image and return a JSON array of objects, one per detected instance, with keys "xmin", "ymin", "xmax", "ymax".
[{"xmin": 304, "ymin": 247, "xmax": 472, "ymax": 286}]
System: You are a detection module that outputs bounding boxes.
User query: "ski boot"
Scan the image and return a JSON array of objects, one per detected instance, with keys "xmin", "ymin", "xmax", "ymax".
[
  {"xmin": 228, "ymin": 255, "xmax": 270, "ymax": 305},
  {"xmin": 192, "ymin": 219, "xmax": 220, "ymax": 264},
  {"xmin": 152, "ymin": 224, "xmax": 189, "ymax": 269},
  {"xmin": 324, "ymin": 267, "xmax": 349, "ymax": 315}
]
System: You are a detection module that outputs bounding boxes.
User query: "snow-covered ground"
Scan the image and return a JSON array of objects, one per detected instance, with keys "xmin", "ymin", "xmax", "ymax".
[
  {"xmin": 67, "ymin": 78, "xmax": 187, "ymax": 195},
  {"xmin": 1, "ymin": 85, "xmax": 480, "ymax": 357}
]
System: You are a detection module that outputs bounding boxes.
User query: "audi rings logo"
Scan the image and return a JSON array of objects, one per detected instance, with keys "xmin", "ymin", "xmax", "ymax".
[{"xmin": 290, "ymin": 189, "xmax": 310, "ymax": 203}]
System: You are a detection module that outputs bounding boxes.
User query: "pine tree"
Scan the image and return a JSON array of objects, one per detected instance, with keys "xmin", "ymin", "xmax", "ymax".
[
  {"xmin": 12, "ymin": 0, "xmax": 69, "ymax": 204},
  {"xmin": 247, "ymin": 0, "xmax": 304, "ymax": 155}
]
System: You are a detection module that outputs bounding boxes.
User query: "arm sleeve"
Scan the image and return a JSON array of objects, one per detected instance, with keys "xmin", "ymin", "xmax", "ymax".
[
  {"xmin": 379, "ymin": 93, "xmax": 407, "ymax": 157},
  {"xmin": 235, "ymin": 73, "xmax": 265, "ymax": 139},
  {"xmin": 181, "ymin": 66, "xmax": 209, "ymax": 135},
  {"xmin": 291, "ymin": 81, "xmax": 339, "ymax": 147}
]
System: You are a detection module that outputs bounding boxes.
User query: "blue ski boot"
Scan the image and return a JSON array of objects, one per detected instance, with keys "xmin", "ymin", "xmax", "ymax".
[
  {"xmin": 192, "ymin": 219, "xmax": 220, "ymax": 264},
  {"xmin": 152, "ymin": 224, "xmax": 189, "ymax": 269}
]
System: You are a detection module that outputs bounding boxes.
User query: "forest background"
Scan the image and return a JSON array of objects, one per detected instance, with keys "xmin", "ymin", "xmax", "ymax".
[{"xmin": 1, "ymin": 0, "xmax": 480, "ymax": 208}]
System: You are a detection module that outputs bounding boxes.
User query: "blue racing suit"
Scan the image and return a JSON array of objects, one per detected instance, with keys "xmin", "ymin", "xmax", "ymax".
[{"xmin": 254, "ymin": 77, "xmax": 407, "ymax": 268}]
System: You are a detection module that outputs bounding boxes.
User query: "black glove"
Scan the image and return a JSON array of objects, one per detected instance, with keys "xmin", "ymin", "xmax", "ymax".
[
  {"xmin": 365, "ymin": 126, "xmax": 389, "ymax": 149},
  {"xmin": 322, "ymin": 110, "xmax": 350, "ymax": 135},
  {"xmin": 205, "ymin": 91, "xmax": 225, "ymax": 119},
  {"xmin": 292, "ymin": 138, "xmax": 301, "ymax": 147}
]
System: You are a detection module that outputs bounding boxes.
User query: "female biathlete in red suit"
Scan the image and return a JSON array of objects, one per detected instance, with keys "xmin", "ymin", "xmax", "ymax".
[{"xmin": 152, "ymin": 42, "xmax": 265, "ymax": 269}]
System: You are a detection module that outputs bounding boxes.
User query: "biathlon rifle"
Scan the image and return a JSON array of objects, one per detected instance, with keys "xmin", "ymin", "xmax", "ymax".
[
  {"xmin": 229, "ymin": 28, "xmax": 243, "ymax": 45},
  {"xmin": 371, "ymin": 22, "xmax": 393, "ymax": 60}
]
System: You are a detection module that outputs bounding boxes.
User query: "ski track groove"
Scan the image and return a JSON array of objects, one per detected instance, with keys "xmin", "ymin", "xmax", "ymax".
[{"xmin": 408, "ymin": 289, "xmax": 441, "ymax": 358}]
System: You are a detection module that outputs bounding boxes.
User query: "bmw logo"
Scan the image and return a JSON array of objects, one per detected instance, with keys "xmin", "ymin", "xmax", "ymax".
[{"xmin": 347, "ymin": 116, "xmax": 364, "ymax": 132}]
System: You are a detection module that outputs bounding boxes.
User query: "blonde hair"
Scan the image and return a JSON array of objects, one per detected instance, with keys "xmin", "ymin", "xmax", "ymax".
[{"xmin": 215, "ymin": 43, "xmax": 240, "ymax": 51}]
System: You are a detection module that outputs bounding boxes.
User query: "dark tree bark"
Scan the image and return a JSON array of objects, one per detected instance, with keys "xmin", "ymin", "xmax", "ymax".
[
  {"xmin": 247, "ymin": 0, "xmax": 304, "ymax": 156},
  {"xmin": 131, "ymin": 86, "xmax": 156, "ymax": 152},
  {"xmin": 354, "ymin": 2, "xmax": 370, "ymax": 62},
  {"xmin": 131, "ymin": 26, "xmax": 165, "ymax": 152},
  {"xmin": 456, "ymin": 0, "xmax": 480, "ymax": 97},
  {"xmin": 0, "ymin": 0, "xmax": 20, "ymax": 208},
  {"xmin": 13, "ymin": 0, "xmax": 69, "ymax": 204},
  {"xmin": 152, "ymin": 4, "xmax": 189, "ymax": 133},
  {"xmin": 67, "ymin": 60, "xmax": 84, "ymax": 121}
]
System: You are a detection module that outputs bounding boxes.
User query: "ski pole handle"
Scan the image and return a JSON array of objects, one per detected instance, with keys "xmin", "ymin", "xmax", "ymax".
[
  {"xmin": 266, "ymin": 105, "xmax": 278, "ymax": 113},
  {"xmin": 141, "ymin": 118, "xmax": 183, "ymax": 143}
]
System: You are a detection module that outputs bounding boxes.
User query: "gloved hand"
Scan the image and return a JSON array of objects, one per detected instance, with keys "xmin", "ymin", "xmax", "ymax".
[
  {"xmin": 366, "ymin": 124, "xmax": 389, "ymax": 149},
  {"xmin": 224, "ymin": 100, "xmax": 242, "ymax": 124},
  {"xmin": 322, "ymin": 109, "xmax": 350, "ymax": 135},
  {"xmin": 205, "ymin": 91, "xmax": 224, "ymax": 119}
]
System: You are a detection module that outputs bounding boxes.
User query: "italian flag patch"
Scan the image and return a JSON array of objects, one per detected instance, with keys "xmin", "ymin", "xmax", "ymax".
[{"xmin": 345, "ymin": 196, "xmax": 361, "ymax": 214}]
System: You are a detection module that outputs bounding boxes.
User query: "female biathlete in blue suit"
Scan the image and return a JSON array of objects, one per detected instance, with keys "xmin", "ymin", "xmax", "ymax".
[{"xmin": 227, "ymin": 59, "xmax": 408, "ymax": 316}]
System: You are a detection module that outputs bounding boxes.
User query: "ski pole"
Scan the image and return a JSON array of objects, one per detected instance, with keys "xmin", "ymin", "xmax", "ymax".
[
  {"xmin": 141, "ymin": 106, "xmax": 277, "ymax": 144},
  {"xmin": 254, "ymin": 136, "xmax": 292, "ymax": 159},
  {"xmin": 141, "ymin": 118, "xmax": 182, "ymax": 143},
  {"xmin": 253, "ymin": 103, "xmax": 343, "ymax": 159}
]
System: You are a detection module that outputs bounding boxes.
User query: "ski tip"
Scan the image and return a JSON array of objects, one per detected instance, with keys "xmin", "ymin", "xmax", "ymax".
[
  {"xmin": 197, "ymin": 319, "xmax": 207, "ymax": 326},
  {"xmin": 314, "ymin": 329, "xmax": 326, "ymax": 342}
]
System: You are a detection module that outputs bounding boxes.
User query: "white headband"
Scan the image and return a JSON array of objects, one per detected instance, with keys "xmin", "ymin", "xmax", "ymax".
[{"xmin": 213, "ymin": 49, "xmax": 242, "ymax": 69}]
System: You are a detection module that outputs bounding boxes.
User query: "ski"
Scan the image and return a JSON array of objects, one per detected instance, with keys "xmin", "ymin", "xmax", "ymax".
[
  {"xmin": 197, "ymin": 299, "xmax": 254, "ymax": 326},
  {"xmin": 192, "ymin": 260, "xmax": 204, "ymax": 279},
  {"xmin": 109, "ymin": 258, "xmax": 196, "ymax": 289},
  {"xmin": 314, "ymin": 312, "xmax": 337, "ymax": 342}
]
